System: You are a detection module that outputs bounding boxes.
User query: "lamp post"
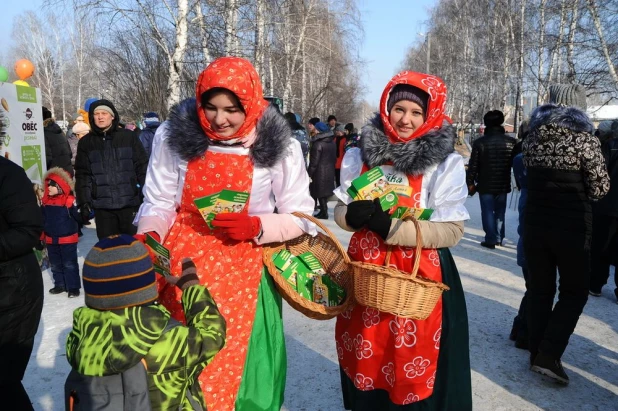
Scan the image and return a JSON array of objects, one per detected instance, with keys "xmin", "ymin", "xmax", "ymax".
[{"xmin": 418, "ymin": 32, "xmax": 431, "ymax": 73}]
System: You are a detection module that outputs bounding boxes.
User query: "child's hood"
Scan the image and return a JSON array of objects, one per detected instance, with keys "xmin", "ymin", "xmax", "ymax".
[
  {"xmin": 66, "ymin": 304, "xmax": 171, "ymax": 376},
  {"xmin": 44, "ymin": 167, "xmax": 74, "ymax": 193},
  {"xmin": 42, "ymin": 167, "xmax": 74, "ymax": 205}
]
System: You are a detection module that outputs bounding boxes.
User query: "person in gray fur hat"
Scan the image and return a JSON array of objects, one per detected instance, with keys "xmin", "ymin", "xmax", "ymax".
[{"xmin": 522, "ymin": 83, "xmax": 609, "ymax": 385}]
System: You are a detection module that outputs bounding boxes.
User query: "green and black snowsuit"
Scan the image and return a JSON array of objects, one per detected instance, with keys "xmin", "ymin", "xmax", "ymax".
[{"xmin": 66, "ymin": 285, "xmax": 226, "ymax": 410}]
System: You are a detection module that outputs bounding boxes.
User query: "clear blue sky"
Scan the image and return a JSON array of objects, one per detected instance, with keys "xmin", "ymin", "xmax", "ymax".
[
  {"xmin": 1, "ymin": 0, "xmax": 434, "ymax": 106},
  {"xmin": 359, "ymin": 0, "xmax": 434, "ymax": 105}
]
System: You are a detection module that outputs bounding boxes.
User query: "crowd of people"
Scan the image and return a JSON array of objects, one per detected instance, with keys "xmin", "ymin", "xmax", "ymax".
[{"xmin": 0, "ymin": 54, "xmax": 615, "ymax": 410}]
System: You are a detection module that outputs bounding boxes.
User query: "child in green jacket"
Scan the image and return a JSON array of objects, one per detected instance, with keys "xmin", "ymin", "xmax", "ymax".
[{"xmin": 65, "ymin": 234, "xmax": 226, "ymax": 410}]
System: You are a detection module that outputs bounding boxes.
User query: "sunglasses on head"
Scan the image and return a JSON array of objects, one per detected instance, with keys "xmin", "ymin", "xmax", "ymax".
[{"xmin": 47, "ymin": 179, "xmax": 59, "ymax": 187}]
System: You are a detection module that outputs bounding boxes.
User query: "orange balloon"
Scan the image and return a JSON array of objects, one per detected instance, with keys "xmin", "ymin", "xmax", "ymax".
[{"xmin": 14, "ymin": 59, "xmax": 35, "ymax": 81}]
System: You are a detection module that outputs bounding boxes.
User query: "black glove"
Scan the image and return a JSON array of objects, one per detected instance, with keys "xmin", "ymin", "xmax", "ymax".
[
  {"xmin": 80, "ymin": 203, "xmax": 92, "ymax": 224},
  {"xmin": 345, "ymin": 200, "xmax": 375, "ymax": 229},
  {"xmin": 367, "ymin": 198, "xmax": 392, "ymax": 240},
  {"xmin": 34, "ymin": 239, "xmax": 45, "ymax": 251}
]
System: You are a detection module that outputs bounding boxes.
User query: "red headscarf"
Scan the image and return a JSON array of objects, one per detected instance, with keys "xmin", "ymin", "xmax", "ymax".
[
  {"xmin": 195, "ymin": 57, "xmax": 267, "ymax": 141},
  {"xmin": 379, "ymin": 71, "xmax": 451, "ymax": 143}
]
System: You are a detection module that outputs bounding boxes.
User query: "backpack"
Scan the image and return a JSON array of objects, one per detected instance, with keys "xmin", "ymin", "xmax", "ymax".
[{"xmin": 64, "ymin": 318, "xmax": 204, "ymax": 411}]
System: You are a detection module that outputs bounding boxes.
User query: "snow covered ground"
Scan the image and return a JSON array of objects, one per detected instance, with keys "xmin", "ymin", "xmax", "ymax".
[{"xmin": 23, "ymin": 196, "xmax": 617, "ymax": 410}]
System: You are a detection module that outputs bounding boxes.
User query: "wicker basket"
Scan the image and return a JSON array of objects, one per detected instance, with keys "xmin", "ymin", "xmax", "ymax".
[
  {"xmin": 350, "ymin": 217, "xmax": 449, "ymax": 320},
  {"xmin": 262, "ymin": 212, "xmax": 354, "ymax": 320}
]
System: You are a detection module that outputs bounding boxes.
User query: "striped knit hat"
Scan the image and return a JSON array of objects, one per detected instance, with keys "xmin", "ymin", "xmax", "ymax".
[{"xmin": 83, "ymin": 234, "xmax": 157, "ymax": 310}]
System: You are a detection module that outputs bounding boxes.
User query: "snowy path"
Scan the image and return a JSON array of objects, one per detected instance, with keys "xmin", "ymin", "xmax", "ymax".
[{"xmin": 24, "ymin": 197, "xmax": 617, "ymax": 410}]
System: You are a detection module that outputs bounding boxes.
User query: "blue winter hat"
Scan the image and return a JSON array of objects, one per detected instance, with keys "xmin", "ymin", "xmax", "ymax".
[
  {"xmin": 143, "ymin": 111, "xmax": 160, "ymax": 126},
  {"xmin": 83, "ymin": 234, "xmax": 158, "ymax": 311},
  {"xmin": 315, "ymin": 122, "xmax": 330, "ymax": 133},
  {"xmin": 84, "ymin": 98, "xmax": 98, "ymax": 112}
]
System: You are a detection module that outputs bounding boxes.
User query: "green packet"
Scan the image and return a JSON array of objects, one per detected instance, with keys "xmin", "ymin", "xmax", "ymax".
[
  {"xmin": 145, "ymin": 233, "xmax": 171, "ymax": 276},
  {"xmin": 313, "ymin": 275, "xmax": 346, "ymax": 307},
  {"xmin": 346, "ymin": 166, "xmax": 399, "ymax": 211},
  {"xmin": 194, "ymin": 192, "xmax": 220, "ymax": 227},
  {"xmin": 391, "ymin": 207, "xmax": 434, "ymax": 221},
  {"xmin": 213, "ymin": 189, "xmax": 250, "ymax": 214},
  {"xmin": 272, "ymin": 249, "xmax": 294, "ymax": 272},
  {"xmin": 296, "ymin": 252, "xmax": 326, "ymax": 275},
  {"xmin": 281, "ymin": 258, "xmax": 316, "ymax": 297}
]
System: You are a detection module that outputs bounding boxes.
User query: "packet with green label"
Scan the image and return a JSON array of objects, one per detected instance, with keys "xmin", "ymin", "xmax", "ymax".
[
  {"xmin": 296, "ymin": 252, "xmax": 326, "ymax": 275},
  {"xmin": 212, "ymin": 190, "xmax": 250, "ymax": 215},
  {"xmin": 194, "ymin": 192, "xmax": 221, "ymax": 227},
  {"xmin": 391, "ymin": 206, "xmax": 434, "ymax": 221},
  {"xmin": 347, "ymin": 166, "xmax": 399, "ymax": 211},
  {"xmin": 145, "ymin": 234, "xmax": 172, "ymax": 276}
]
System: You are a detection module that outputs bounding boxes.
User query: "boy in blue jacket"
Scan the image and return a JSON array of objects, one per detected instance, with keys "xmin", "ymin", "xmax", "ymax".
[{"xmin": 41, "ymin": 167, "xmax": 82, "ymax": 297}]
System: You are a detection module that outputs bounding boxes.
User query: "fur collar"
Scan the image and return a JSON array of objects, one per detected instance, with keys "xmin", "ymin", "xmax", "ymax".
[
  {"xmin": 166, "ymin": 98, "xmax": 291, "ymax": 167},
  {"xmin": 529, "ymin": 104, "xmax": 593, "ymax": 134},
  {"xmin": 360, "ymin": 113, "xmax": 457, "ymax": 176}
]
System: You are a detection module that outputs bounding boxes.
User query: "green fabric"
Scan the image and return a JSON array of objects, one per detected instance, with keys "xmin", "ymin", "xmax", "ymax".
[
  {"xmin": 66, "ymin": 285, "xmax": 226, "ymax": 411},
  {"xmin": 235, "ymin": 268, "xmax": 287, "ymax": 410},
  {"xmin": 340, "ymin": 248, "xmax": 472, "ymax": 411}
]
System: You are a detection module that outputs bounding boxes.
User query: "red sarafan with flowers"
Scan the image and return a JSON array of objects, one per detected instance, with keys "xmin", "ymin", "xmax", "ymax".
[{"xmin": 335, "ymin": 172, "xmax": 443, "ymax": 404}]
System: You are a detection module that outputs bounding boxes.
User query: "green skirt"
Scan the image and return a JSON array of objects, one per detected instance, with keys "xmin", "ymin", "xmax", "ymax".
[
  {"xmin": 235, "ymin": 269, "xmax": 287, "ymax": 410},
  {"xmin": 340, "ymin": 248, "xmax": 472, "ymax": 410}
]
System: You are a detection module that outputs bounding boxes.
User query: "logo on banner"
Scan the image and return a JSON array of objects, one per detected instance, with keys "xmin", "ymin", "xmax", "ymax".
[
  {"xmin": 16, "ymin": 85, "xmax": 37, "ymax": 103},
  {"xmin": 25, "ymin": 108, "xmax": 32, "ymax": 120}
]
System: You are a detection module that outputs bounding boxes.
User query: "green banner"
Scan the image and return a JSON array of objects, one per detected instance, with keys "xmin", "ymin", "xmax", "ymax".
[
  {"xmin": 16, "ymin": 85, "xmax": 37, "ymax": 103},
  {"xmin": 21, "ymin": 145, "xmax": 42, "ymax": 181}
]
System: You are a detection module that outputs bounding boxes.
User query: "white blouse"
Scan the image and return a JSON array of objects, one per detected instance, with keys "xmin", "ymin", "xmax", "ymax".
[
  {"xmin": 333, "ymin": 147, "xmax": 469, "ymax": 222},
  {"xmin": 135, "ymin": 121, "xmax": 317, "ymax": 239}
]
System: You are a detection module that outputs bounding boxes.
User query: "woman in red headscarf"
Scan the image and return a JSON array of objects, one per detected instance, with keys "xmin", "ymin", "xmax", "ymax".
[
  {"xmin": 136, "ymin": 57, "xmax": 315, "ymax": 410},
  {"xmin": 333, "ymin": 71, "xmax": 472, "ymax": 409}
]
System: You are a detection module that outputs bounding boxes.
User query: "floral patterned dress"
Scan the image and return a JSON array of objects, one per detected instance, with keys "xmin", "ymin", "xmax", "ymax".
[
  {"xmin": 158, "ymin": 149, "xmax": 280, "ymax": 410},
  {"xmin": 336, "ymin": 170, "xmax": 443, "ymax": 405}
]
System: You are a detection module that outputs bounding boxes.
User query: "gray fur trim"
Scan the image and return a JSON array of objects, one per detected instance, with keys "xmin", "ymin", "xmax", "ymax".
[
  {"xmin": 360, "ymin": 113, "xmax": 457, "ymax": 176},
  {"xmin": 165, "ymin": 98, "xmax": 291, "ymax": 168},
  {"xmin": 44, "ymin": 166, "xmax": 75, "ymax": 191},
  {"xmin": 529, "ymin": 104, "xmax": 593, "ymax": 134}
]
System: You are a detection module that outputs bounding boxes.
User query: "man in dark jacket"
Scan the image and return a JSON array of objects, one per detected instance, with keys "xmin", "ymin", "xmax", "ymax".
[
  {"xmin": 138, "ymin": 111, "xmax": 160, "ymax": 159},
  {"xmin": 308, "ymin": 121, "xmax": 336, "ymax": 219},
  {"xmin": 466, "ymin": 110, "xmax": 516, "ymax": 248},
  {"xmin": 523, "ymin": 84, "xmax": 609, "ymax": 385},
  {"xmin": 589, "ymin": 119, "xmax": 618, "ymax": 300},
  {"xmin": 42, "ymin": 107, "xmax": 74, "ymax": 175},
  {"xmin": 75, "ymin": 99, "xmax": 148, "ymax": 239},
  {"xmin": 0, "ymin": 136, "xmax": 44, "ymax": 408}
]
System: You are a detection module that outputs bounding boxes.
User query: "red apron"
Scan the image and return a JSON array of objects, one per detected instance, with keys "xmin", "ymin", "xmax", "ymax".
[
  {"xmin": 159, "ymin": 149, "xmax": 263, "ymax": 410},
  {"xmin": 335, "ymin": 166, "xmax": 443, "ymax": 404}
]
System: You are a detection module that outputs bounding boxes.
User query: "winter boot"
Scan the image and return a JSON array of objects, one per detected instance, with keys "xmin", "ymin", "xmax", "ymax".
[
  {"xmin": 531, "ymin": 351, "xmax": 569, "ymax": 385},
  {"xmin": 316, "ymin": 197, "xmax": 329, "ymax": 219}
]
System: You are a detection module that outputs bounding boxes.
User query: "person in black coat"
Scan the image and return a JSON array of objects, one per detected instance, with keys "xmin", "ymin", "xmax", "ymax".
[
  {"xmin": 590, "ymin": 119, "xmax": 618, "ymax": 300},
  {"xmin": 42, "ymin": 107, "xmax": 74, "ymax": 175},
  {"xmin": 0, "ymin": 121, "xmax": 44, "ymax": 409},
  {"xmin": 466, "ymin": 110, "xmax": 516, "ymax": 248},
  {"xmin": 523, "ymin": 84, "xmax": 610, "ymax": 385},
  {"xmin": 308, "ymin": 121, "xmax": 336, "ymax": 219},
  {"xmin": 75, "ymin": 99, "xmax": 148, "ymax": 239}
]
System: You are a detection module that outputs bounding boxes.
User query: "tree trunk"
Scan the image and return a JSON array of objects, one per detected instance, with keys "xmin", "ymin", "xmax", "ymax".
[
  {"xmin": 166, "ymin": 0, "xmax": 189, "ymax": 109},
  {"xmin": 254, "ymin": 0, "xmax": 266, "ymax": 78},
  {"xmin": 225, "ymin": 0, "xmax": 238, "ymax": 55},
  {"xmin": 586, "ymin": 0, "xmax": 618, "ymax": 85},
  {"xmin": 565, "ymin": 0, "xmax": 580, "ymax": 83},
  {"xmin": 514, "ymin": 0, "xmax": 527, "ymax": 132},
  {"xmin": 537, "ymin": 0, "xmax": 547, "ymax": 106},
  {"xmin": 195, "ymin": 0, "xmax": 213, "ymax": 65},
  {"xmin": 547, "ymin": 0, "xmax": 567, "ymax": 84}
]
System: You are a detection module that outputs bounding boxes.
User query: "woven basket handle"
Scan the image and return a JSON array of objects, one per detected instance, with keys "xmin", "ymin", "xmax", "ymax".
[
  {"xmin": 291, "ymin": 212, "xmax": 351, "ymax": 264},
  {"xmin": 384, "ymin": 216, "xmax": 423, "ymax": 279}
]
